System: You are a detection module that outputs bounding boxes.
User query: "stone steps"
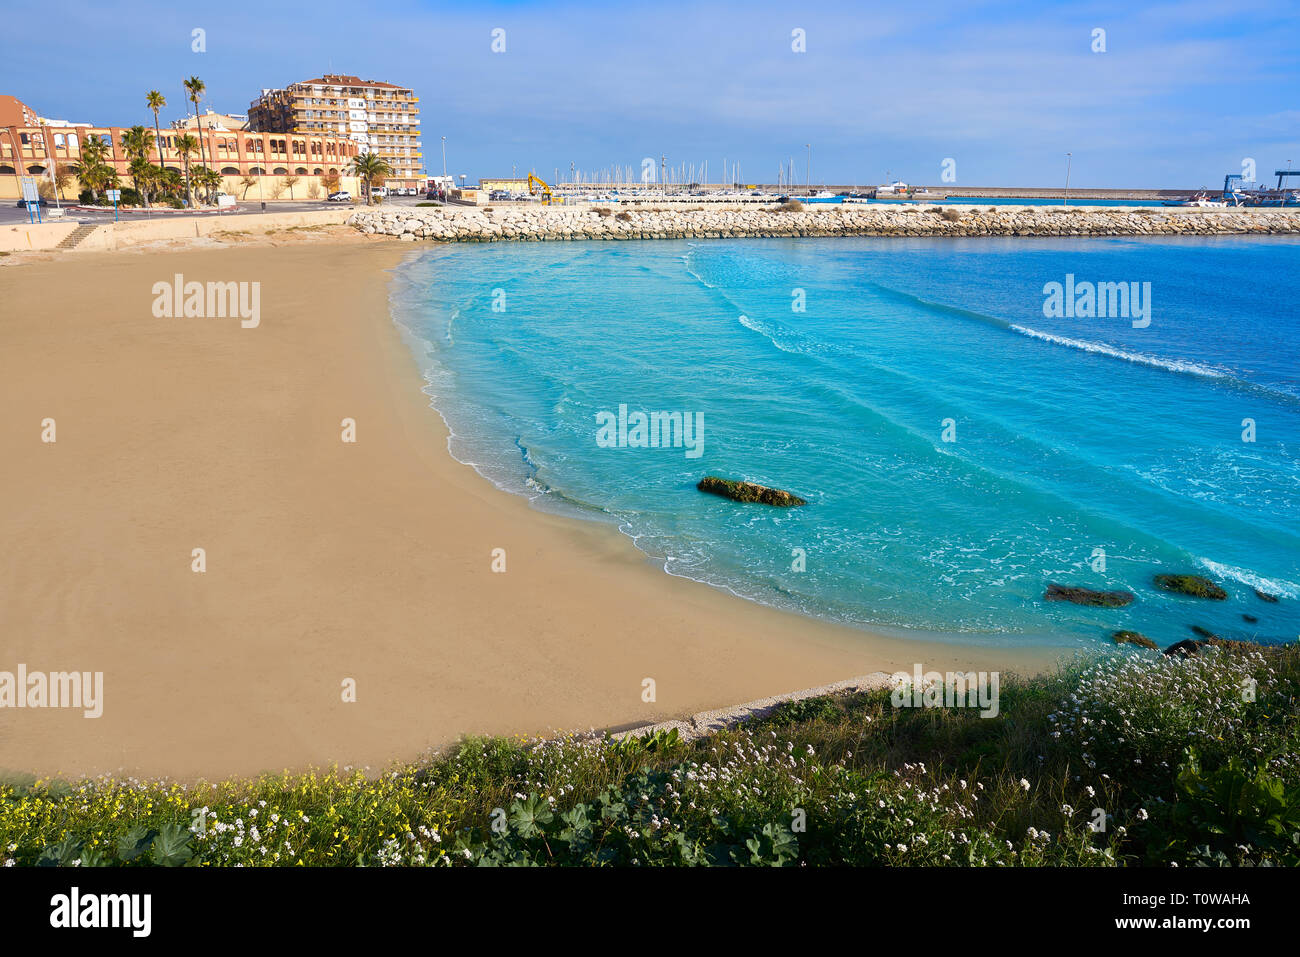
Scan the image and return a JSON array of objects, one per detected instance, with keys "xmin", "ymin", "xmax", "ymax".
[{"xmin": 56, "ymin": 224, "xmax": 99, "ymax": 250}]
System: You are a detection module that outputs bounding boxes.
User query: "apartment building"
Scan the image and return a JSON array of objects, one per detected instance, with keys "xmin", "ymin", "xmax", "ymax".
[
  {"xmin": 0, "ymin": 94, "xmax": 361, "ymax": 201},
  {"xmin": 248, "ymin": 74, "xmax": 422, "ymax": 188}
]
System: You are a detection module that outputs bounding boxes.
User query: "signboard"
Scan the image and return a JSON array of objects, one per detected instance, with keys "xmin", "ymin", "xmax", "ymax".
[
  {"xmin": 106, "ymin": 189, "xmax": 121, "ymax": 202},
  {"xmin": 19, "ymin": 177, "xmax": 40, "ymax": 203}
]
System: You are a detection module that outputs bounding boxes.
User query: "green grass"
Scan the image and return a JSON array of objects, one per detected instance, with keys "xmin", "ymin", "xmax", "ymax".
[{"xmin": 4, "ymin": 645, "xmax": 1298, "ymax": 866}]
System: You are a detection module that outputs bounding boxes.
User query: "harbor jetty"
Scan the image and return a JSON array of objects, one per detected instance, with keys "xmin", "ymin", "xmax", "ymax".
[{"xmin": 350, "ymin": 203, "xmax": 1300, "ymax": 243}]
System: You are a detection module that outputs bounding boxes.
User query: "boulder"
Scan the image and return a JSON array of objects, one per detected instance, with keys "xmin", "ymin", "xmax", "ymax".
[
  {"xmin": 1254, "ymin": 588, "xmax": 1280, "ymax": 603},
  {"xmin": 1164, "ymin": 635, "xmax": 1262, "ymax": 657},
  {"xmin": 1154, "ymin": 574, "xmax": 1228, "ymax": 600},
  {"xmin": 1163, "ymin": 639, "xmax": 1208, "ymax": 658},
  {"xmin": 1044, "ymin": 584, "xmax": 1134, "ymax": 607},
  {"xmin": 697, "ymin": 476, "xmax": 806, "ymax": 507},
  {"xmin": 1111, "ymin": 630, "xmax": 1158, "ymax": 650}
]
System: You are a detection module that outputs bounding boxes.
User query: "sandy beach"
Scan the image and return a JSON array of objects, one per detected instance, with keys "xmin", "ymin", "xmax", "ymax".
[{"xmin": 0, "ymin": 233, "xmax": 1063, "ymax": 779}]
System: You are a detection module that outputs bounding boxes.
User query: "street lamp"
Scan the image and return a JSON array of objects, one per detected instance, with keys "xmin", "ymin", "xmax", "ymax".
[
  {"xmin": 805, "ymin": 144, "xmax": 811, "ymax": 189},
  {"xmin": 441, "ymin": 135, "xmax": 446, "ymax": 178},
  {"xmin": 1064, "ymin": 152, "xmax": 1072, "ymax": 207}
]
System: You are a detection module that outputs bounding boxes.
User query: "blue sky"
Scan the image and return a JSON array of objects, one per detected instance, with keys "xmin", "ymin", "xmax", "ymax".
[{"xmin": 2, "ymin": 0, "xmax": 1297, "ymax": 187}]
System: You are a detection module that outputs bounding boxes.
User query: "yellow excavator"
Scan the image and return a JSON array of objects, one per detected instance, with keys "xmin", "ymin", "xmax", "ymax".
[{"xmin": 527, "ymin": 172, "xmax": 564, "ymax": 205}]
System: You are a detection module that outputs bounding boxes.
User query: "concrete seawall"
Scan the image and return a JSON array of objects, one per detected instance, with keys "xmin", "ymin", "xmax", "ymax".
[{"xmin": 349, "ymin": 203, "xmax": 1300, "ymax": 242}]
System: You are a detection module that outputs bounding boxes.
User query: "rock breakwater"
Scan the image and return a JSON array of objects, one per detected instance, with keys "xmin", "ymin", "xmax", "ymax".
[{"xmin": 349, "ymin": 203, "xmax": 1300, "ymax": 243}]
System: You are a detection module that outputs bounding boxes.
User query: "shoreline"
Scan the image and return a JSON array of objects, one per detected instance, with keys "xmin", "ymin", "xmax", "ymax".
[
  {"xmin": 386, "ymin": 245, "xmax": 1083, "ymax": 656},
  {"xmin": 2, "ymin": 234, "xmax": 1065, "ymax": 781}
]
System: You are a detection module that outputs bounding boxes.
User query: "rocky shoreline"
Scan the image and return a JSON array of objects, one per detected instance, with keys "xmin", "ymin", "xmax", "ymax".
[{"xmin": 350, "ymin": 202, "xmax": 1300, "ymax": 243}]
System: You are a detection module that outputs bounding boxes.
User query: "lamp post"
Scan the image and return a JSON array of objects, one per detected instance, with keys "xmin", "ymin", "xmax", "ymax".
[
  {"xmin": 805, "ymin": 143, "xmax": 811, "ymax": 189},
  {"xmin": 45, "ymin": 129, "xmax": 62, "ymax": 211},
  {"xmin": 441, "ymin": 135, "xmax": 446, "ymax": 178},
  {"xmin": 1064, "ymin": 152, "xmax": 1072, "ymax": 207}
]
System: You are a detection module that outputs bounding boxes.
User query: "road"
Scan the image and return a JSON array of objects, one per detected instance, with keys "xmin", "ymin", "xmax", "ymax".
[{"xmin": 0, "ymin": 195, "xmax": 436, "ymax": 226}]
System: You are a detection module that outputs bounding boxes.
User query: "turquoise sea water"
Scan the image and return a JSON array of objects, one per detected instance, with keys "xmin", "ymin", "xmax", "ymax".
[
  {"xmin": 804, "ymin": 197, "xmax": 1170, "ymax": 206},
  {"xmin": 390, "ymin": 236, "xmax": 1300, "ymax": 650}
]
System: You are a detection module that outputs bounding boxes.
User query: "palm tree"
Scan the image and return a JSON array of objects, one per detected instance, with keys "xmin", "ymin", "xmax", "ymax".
[
  {"xmin": 53, "ymin": 169, "xmax": 73, "ymax": 200},
  {"xmin": 184, "ymin": 76, "xmax": 208, "ymax": 176},
  {"xmin": 120, "ymin": 125, "xmax": 155, "ymax": 162},
  {"xmin": 159, "ymin": 168, "xmax": 183, "ymax": 203},
  {"xmin": 192, "ymin": 166, "xmax": 221, "ymax": 205},
  {"xmin": 74, "ymin": 162, "xmax": 116, "ymax": 202},
  {"xmin": 120, "ymin": 126, "xmax": 156, "ymax": 206},
  {"xmin": 146, "ymin": 91, "xmax": 167, "ymax": 168},
  {"xmin": 351, "ymin": 152, "xmax": 393, "ymax": 205},
  {"xmin": 127, "ymin": 158, "xmax": 159, "ymax": 207},
  {"xmin": 174, "ymin": 133, "xmax": 198, "ymax": 207},
  {"xmin": 74, "ymin": 134, "xmax": 113, "ymax": 202}
]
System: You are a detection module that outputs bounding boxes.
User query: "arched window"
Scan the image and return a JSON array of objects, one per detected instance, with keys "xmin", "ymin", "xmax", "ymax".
[
  {"xmin": 272, "ymin": 167, "xmax": 287, "ymax": 174},
  {"xmin": 295, "ymin": 167, "xmax": 307, "ymax": 175},
  {"xmin": 221, "ymin": 167, "xmax": 240, "ymax": 175}
]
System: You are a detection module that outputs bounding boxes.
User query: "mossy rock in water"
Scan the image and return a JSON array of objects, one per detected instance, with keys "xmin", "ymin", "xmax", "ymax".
[
  {"xmin": 1044, "ymin": 584, "xmax": 1134, "ymax": 607},
  {"xmin": 1254, "ymin": 588, "xmax": 1280, "ymax": 603},
  {"xmin": 697, "ymin": 476, "xmax": 806, "ymax": 507},
  {"xmin": 1154, "ymin": 574, "xmax": 1227, "ymax": 600},
  {"xmin": 1112, "ymin": 630, "xmax": 1158, "ymax": 650}
]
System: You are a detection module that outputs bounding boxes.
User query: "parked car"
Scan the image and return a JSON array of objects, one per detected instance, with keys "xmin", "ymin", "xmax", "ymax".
[
  {"xmin": 370, "ymin": 186, "xmax": 388, "ymax": 199},
  {"xmin": 327, "ymin": 190, "xmax": 352, "ymax": 202}
]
